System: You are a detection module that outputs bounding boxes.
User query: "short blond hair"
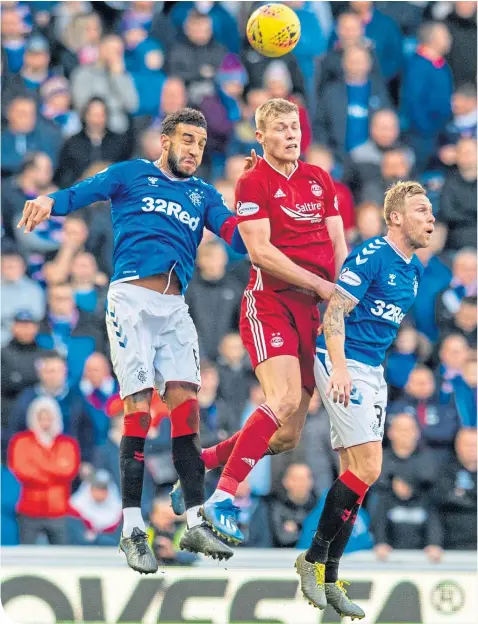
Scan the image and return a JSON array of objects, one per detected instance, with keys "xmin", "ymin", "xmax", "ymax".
[
  {"xmin": 383, "ymin": 180, "xmax": 426, "ymax": 226},
  {"xmin": 255, "ymin": 98, "xmax": 298, "ymax": 131}
]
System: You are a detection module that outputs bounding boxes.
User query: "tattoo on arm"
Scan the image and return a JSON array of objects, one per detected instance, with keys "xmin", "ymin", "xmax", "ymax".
[{"xmin": 323, "ymin": 289, "xmax": 357, "ymax": 341}]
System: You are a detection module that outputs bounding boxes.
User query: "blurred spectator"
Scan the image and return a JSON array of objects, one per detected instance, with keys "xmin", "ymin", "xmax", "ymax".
[
  {"xmin": 170, "ymin": 1, "xmax": 240, "ymax": 54},
  {"xmin": 224, "ymin": 153, "xmax": 247, "ymax": 187},
  {"xmin": 316, "ymin": 45, "xmax": 391, "ymax": 160},
  {"xmin": 1, "ymin": 311, "xmax": 48, "ymax": 421},
  {"xmin": 8, "ymin": 396, "xmax": 80, "ymax": 545},
  {"xmin": 70, "ymin": 252, "xmax": 108, "ymax": 319},
  {"xmin": 1, "ymin": 249, "xmax": 45, "ymax": 347},
  {"xmin": 217, "ymin": 332, "xmax": 253, "ymax": 423},
  {"xmin": 411, "ymin": 234, "xmax": 452, "ymax": 342},
  {"xmin": 438, "ymin": 84, "xmax": 477, "ymax": 168},
  {"xmin": 20, "ymin": 34, "xmax": 51, "ymax": 94},
  {"xmin": 7, "ymin": 352, "xmax": 94, "ymax": 465},
  {"xmin": 1, "ymin": 465, "xmax": 21, "ymax": 546},
  {"xmin": 186, "ymin": 240, "xmax": 242, "ymax": 361},
  {"xmin": 319, "ymin": 11, "xmax": 382, "ymax": 94},
  {"xmin": 401, "ymin": 21, "xmax": 453, "ymax": 167},
  {"xmin": 270, "ymin": 463, "xmax": 318, "ymax": 548},
  {"xmin": 93, "ymin": 394, "xmax": 124, "ymax": 490},
  {"xmin": 451, "ymin": 296, "xmax": 478, "ymax": 349},
  {"xmin": 390, "ymin": 365, "xmax": 460, "ymax": 459},
  {"xmin": 372, "ymin": 413, "xmax": 442, "ymax": 561},
  {"xmin": 70, "ymin": 34, "xmax": 139, "ymax": 134},
  {"xmin": 360, "ymin": 147, "xmax": 412, "ymax": 205},
  {"xmin": 1, "ymin": 5, "xmax": 27, "ymax": 73},
  {"xmin": 147, "ymin": 496, "xmax": 196, "ymax": 565},
  {"xmin": 138, "ymin": 127, "xmax": 162, "ymax": 161},
  {"xmin": 1, "ymin": 95, "xmax": 61, "ymax": 176},
  {"xmin": 437, "ymin": 332, "xmax": 471, "ymax": 406},
  {"xmin": 1, "ymin": 47, "xmax": 29, "ymax": 120},
  {"xmin": 80, "ymin": 352, "xmax": 118, "ymax": 444},
  {"xmin": 435, "ymin": 248, "xmax": 476, "ymax": 330},
  {"xmin": 386, "ymin": 326, "xmax": 421, "ymax": 392},
  {"xmin": 55, "ymin": 97, "xmax": 133, "ymax": 187},
  {"xmin": 56, "ymin": 11, "xmax": 103, "ymax": 78},
  {"xmin": 431, "ymin": 427, "xmax": 477, "ymax": 550},
  {"xmin": 263, "ymin": 60, "xmax": 312, "ymax": 155},
  {"xmin": 40, "ymin": 76, "xmax": 82, "ymax": 139},
  {"xmin": 443, "ymin": 1, "xmax": 477, "ymax": 88},
  {"xmin": 1, "ymin": 150, "xmax": 56, "ymax": 245},
  {"xmin": 228, "ymin": 88, "xmax": 268, "ymax": 158},
  {"xmin": 438, "ymin": 138, "xmax": 477, "ymax": 252},
  {"xmin": 36, "ymin": 282, "xmax": 105, "ymax": 384},
  {"xmin": 349, "ymin": 1, "xmax": 403, "ymax": 82},
  {"xmin": 306, "ymin": 144, "xmax": 356, "ymax": 238},
  {"xmin": 453, "ymin": 359, "xmax": 477, "ymax": 428},
  {"xmin": 68, "ymin": 469, "xmax": 122, "ymax": 545},
  {"xmin": 143, "ymin": 76, "xmax": 188, "ymax": 133},
  {"xmin": 165, "ymin": 9, "xmax": 227, "ymax": 106},
  {"xmin": 349, "ymin": 201, "xmax": 384, "ymax": 247},
  {"xmin": 198, "ymin": 360, "xmax": 236, "ymax": 448},
  {"xmin": 349, "ymin": 109, "xmax": 415, "ymax": 192},
  {"xmin": 235, "ymin": 478, "xmax": 272, "ymax": 548},
  {"xmin": 43, "ymin": 216, "xmax": 89, "ymax": 286}
]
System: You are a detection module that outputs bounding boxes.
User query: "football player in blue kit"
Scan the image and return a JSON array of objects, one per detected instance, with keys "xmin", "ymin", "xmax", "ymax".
[
  {"xmin": 295, "ymin": 181, "xmax": 435, "ymax": 619},
  {"xmin": 17, "ymin": 109, "xmax": 248, "ymax": 573}
]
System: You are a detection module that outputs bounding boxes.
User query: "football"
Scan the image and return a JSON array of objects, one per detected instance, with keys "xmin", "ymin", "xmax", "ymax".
[{"xmin": 246, "ymin": 3, "xmax": 301, "ymax": 58}]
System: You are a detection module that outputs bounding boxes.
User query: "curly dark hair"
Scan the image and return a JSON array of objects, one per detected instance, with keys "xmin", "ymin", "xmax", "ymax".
[{"xmin": 161, "ymin": 108, "xmax": 207, "ymax": 136}]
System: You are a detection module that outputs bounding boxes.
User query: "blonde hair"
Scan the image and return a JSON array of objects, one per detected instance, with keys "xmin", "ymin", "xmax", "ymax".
[
  {"xmin": 255, "ymin": 98, "xmax": 298, "ymax": 131},
  {"xmin": 383, "ymin": 180, "xmax": 426, "ymax": 226}
]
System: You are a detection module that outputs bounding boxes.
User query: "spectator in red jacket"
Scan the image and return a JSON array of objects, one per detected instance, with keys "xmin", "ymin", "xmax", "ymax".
[{"xmin": 8, "ymin": 396, "xmax": 80, "ymax": 545}]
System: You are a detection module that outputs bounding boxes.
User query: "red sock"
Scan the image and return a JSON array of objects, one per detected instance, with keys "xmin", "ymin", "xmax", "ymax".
[
  {"xmin": 201, "ymin": 431, "xmax": 241, "ymax": 469},
  {"xmin": 217, "ymin": 404, "xmax": 279, "ymax": 496}
]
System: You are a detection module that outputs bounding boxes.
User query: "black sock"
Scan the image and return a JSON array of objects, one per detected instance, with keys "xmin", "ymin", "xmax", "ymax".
[
  {"xmin": 305, "ymin": 474, "xmax": 363, "ymax": 564},
  {"xmin": 325, "ymin": 502, "xmax": 360, "ymax": 582},
  {"xmin": 120, "ymin": 435, "xmax": 146, "ymax": 508},
  {"xmin": 172, "ymin": 433, "xmax": 205, "ymax": 509}
]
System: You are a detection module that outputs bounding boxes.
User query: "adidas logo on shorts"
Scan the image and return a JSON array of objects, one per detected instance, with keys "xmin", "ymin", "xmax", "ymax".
[{"xmin": 274, "ymin": 188, "xmax": 286, "ymax": 198}]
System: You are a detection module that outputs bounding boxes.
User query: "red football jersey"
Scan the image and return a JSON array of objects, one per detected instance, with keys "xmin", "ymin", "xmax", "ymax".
[{"xmin": 235, "ymin": 158, "xmax": 338, "ymax": 291}]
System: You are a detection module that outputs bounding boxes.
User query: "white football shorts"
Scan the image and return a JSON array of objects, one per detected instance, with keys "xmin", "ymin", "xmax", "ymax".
[
  {"xmin": 106, "ymin": 282, "xmax": 201, "ymax": 399},
  {"xmin": 314, "ymin": 348, "xmax": 387, "ymax": 450}
]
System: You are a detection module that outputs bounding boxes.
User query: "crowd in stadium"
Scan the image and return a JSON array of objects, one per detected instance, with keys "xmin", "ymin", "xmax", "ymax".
[{"xmin": 1, "ymin": 0, "xmax": 476, "ymax": 564}]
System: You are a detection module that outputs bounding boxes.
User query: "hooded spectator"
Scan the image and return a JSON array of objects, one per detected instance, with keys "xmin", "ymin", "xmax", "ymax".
[
  {"xmin": 68, "ymin": 469, "xmax": 122, "ymax": 545},
  {"xmin": 8, "ymin": 396, "xmax": 80, "ymax": 544}
]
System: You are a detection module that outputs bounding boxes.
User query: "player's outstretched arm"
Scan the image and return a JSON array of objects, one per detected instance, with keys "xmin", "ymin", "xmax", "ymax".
[
  {"xmin": 238, "ymin": 219, "xmax": 335, "ymax": 300},
  {"xmin": 323, "ymin": 288, "xmax": 358, "ymax": 407},
  {"xmin": 17, "ymin": 164, "xmax": 123, "ymax": 233}
]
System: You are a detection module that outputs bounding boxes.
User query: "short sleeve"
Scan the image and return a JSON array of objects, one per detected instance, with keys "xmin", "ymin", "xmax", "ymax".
[
  {"xmin": 204, "ymin": 185, "xmax": 234, "ymax": 236},
  {"xmin": 235, "ymin": 173, "xmax": 269, "ymax": 223},
  {"xmin": 322, "ymin": 170, "xmax": 340, "ymax": 219},
  {"xmin": 335, "ymin": 244, "xmax": 377, "ymax": 303}
]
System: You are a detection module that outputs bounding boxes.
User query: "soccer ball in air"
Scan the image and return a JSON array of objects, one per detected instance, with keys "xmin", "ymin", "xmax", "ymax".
[{"xmin": 246, "ymin": 3, "xmax": 301, "ymax": 58}]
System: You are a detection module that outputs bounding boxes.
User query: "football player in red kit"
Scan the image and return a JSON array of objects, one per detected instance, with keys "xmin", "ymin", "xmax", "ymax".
[{"xmin": 198, "ymin": 98, "xmax": 348, "ymax": 543}]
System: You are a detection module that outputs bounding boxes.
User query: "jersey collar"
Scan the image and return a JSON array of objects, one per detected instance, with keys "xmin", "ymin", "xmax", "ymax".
[
  {"xmin": 155, "ymin": 163, "xmax": 191, "ymax": 182},
  {"xmin": 384, "ymin": 236, "xmax": 412, "ymax": 264},
  {"xmin": 263, "ymin": 157, "xmax": 298, "ymax": 180}
]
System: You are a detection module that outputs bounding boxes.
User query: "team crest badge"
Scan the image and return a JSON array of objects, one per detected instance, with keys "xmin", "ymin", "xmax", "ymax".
[
  {"xmin": 310, "ymin": 182, "xmax": 323, "ymax": 197},
  {"xmin": 187, "ymin": 188, "xmax": 203, "ymax": 207}
]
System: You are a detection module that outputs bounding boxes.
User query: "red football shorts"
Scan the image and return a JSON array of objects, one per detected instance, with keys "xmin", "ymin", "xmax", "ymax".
[{"xmin": 240, "ymin": 289, "xmax": 320, "ymax": 395}]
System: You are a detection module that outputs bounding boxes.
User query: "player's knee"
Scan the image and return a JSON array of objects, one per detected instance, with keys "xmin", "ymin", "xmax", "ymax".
[
  {"xmin": 277, "ymin": 428, "xmax": 301, "ymax": 452},
  {"xmin": 353, "ymin": 457, "xmax": 381, "ymax": 486},
  {"xmin": 269, "ymin": 391, "xmax": 301, "ymax": 421}
]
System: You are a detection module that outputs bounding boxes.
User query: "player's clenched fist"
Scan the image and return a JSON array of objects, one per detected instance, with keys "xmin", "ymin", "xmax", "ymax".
[
  {"xmin": 326, "ymin": 365, "xmax": 352, "ymax": 407},
  {"xmin": 17, "ymin": 195, "xmax": 54, "ymax": 233}
]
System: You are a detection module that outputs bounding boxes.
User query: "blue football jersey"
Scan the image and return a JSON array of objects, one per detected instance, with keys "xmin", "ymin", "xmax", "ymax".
[
  {"xmin": 49, "ymin": 159, "xmax": 238, "ymax": 292},
  {"xmin": 317, "ymin": 236, "xmax": 424, "ymax": 366}
]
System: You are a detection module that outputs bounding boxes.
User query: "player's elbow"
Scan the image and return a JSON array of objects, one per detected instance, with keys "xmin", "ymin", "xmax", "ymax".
[{"xmin": 247, "ymin": 243, "xmax": 271, "ymax": 268}]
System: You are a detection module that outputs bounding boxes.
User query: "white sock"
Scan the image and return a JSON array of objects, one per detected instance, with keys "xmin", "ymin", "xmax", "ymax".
[
  {"xmin": 187, "ymin": 505, "xmax": 202, "ymax": 528},
  {"xmin": 122, "ymin": 507, "xmax": 145, "ymax": 537},
  {"xmin": 207, "ymin": 489, "xmax": 234, "ymax": 504}
]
